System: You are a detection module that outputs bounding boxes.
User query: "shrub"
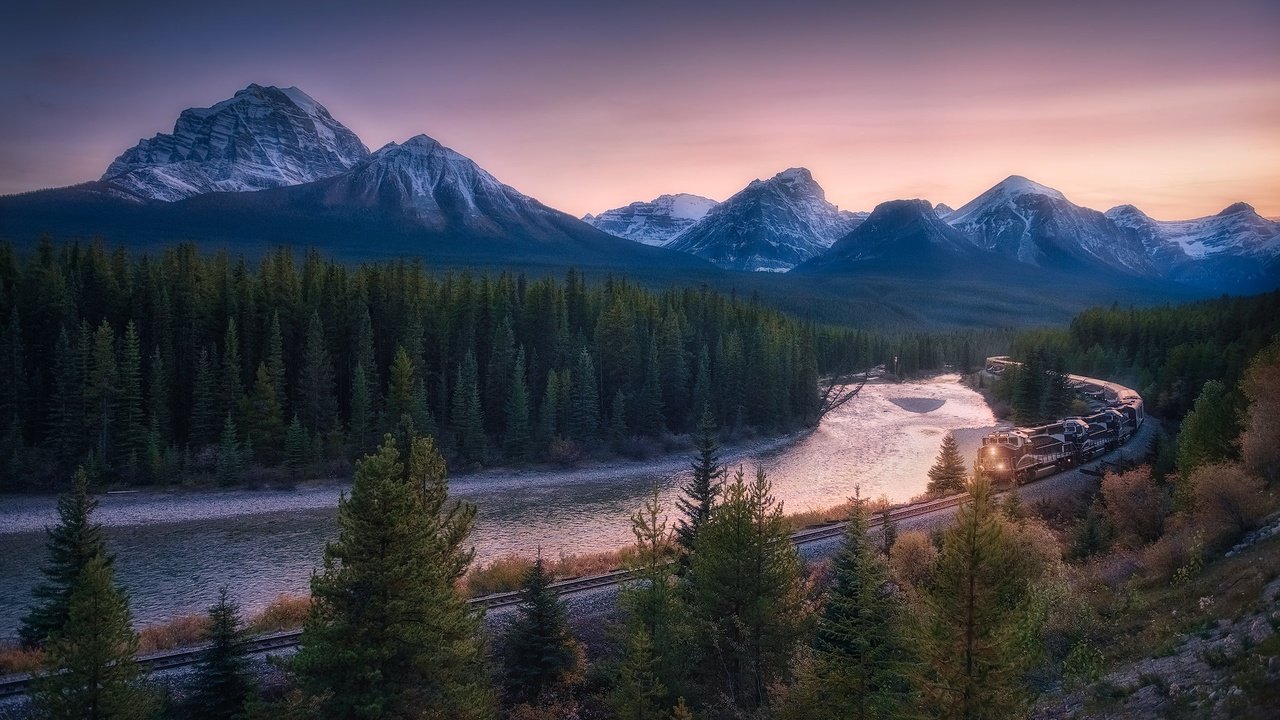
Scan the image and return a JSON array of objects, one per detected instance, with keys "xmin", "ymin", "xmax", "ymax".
[
  {"xmin": 1189, "ymin": 462, "xmax": 1270, "ymax": 545},
  {"xmin": 1101, "ymin": 466, "xmax": 1167, "ymax": 547},
  {"xmin": 888, "ymin": 530, "xmax": 937, "ymax": 597},
  {"xmin": 245, "ymin": 594, "xmax": 311, "ymax": 635},
  {"xmin": 1240, "ymin": 343, "xmax": 1280, "ymax": 483},
  {"xmin": 546, "ymin": 438, "xmax": 582, "ymax": 466},
  {"xmin": 138, "ymin": 613, "xmax": 210, "ymax": 653},
  {"xmin": 0, "ymin": 646, "xmax": 44, "ymax": 675}
]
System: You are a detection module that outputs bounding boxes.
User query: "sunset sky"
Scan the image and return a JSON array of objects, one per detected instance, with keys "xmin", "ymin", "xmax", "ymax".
[{"xmin": 2, "ymin": 0, "xmax": 1277, "ymax": 219}]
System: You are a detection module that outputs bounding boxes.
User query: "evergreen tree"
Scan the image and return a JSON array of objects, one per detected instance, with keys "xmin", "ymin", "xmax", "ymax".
[
  {"xmin": 145, "ymin": 347, "xmax": 169, "ymax": 447},
  {"xmin": 684, "ymin": 467, "xmax": 806, "ymax": 714},
  {"xmin": 451, "ymin": 350, "xmax": 486, "ymax": 464},
  {"xmin": 675, "ymin": 406, "xmax": 721, "ymax": 559},
  {"xmin": 504, "ymin": 555, "xmax": 580, "ymax": 702},
  {"xmin": 918, "ymin": 471, "xmax": 1036, "ymax": 720},
  {"xmin": 48, "ymin": 327, "xmax": 82, "ymax": 456},
  {"xmin": 484, "ymin": 316, "xmax": 517, "ymax": 435},
  {"xmin": 117, "ymin": 321, "xmax": 145, "ymax": 466},
  {"xmin": 503, "ymin": 348, "xmax": 532, "ymax": 461},
  {"xmin": 294, "ymin": 436, "xmax": 494, "ymax": 719},
  {"xmin": 635, "ymin": 335, "xmax": 664, "ymax": 436},
  {"xmin": 191, "ymin": 347, "xmax": 219, "ymax": 446},
  {"xmin": 689, "ymin": 346, "xmax": 712, "ymax": 428},
  {"xmin": 88, "ymin": 320, "xmax": 119, "ymax": 465},
  {"xmin": 216, "ymin": 413, "xmax": 244, "ymax": 485},
  {"xmin": 618, "ymin": 489, "xmax": 690, "ymax": 712},
  {"xmin": 31, "ymin": 552, "xmax": 154, "ymax": 720},
  {"xmin": 244, "ymin": 363, "xmax": 284, "ymax": 464},
  {"xmin": 535, "ymin": 369, "xmax": 561, "ymax": 448},
  {"xmin": 284, "ymin": 415, "xmax": 309, "ymax": 477},
  {"xmin": 1176, "ymin": 379, "xmax": 1239, "ymax": 478},
  {"xmin": 20, "ymin": 467, "xmax": 110, "ymax": 648},
  {"xmin": 182, "ymin": 588, "xmax": 256, "ymax": 720},
  {"xmin": 220, "ymin": 318, "xmax": 244, "ymax": 426},
  {"xmin": 568, "ymin": 348, "xmax": 600, "ymax": 444},
  {"xmin": 0, "ymin": 307, "xmax": 27, "ymax": 439},
  {"xmin": 386, "ymin": 346, "xmax": 434, "ymax": 441},
  {"xmin": 784, "ymin": 495, "xmax": 914, "ymax": 719},
  {"xmin": 610, "ymin": 390, "xmax": 629, "ymax": 451},
  {"xmin": 926, "ymin": 433, "xmax": 968, "ymax": 496},
  {"xmin": 296, "ymin": 312, "xmax": 337, "ymax": 434},
  {"xmin": 265, "ymin": 311, "xmax": 287, "ymax": 415},
  {"xmin": 348, "ymin": 361, "xmax": 374, "ymax": 454}
]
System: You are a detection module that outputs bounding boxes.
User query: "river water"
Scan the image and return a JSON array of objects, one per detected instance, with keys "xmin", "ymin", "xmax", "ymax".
[{"xmin": 0, "ymin": 375, "xmax": 996, "ymax": 637}]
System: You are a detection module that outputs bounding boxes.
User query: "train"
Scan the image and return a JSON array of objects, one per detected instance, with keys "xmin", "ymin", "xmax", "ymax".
[{"xmin": 976, "ymin": 357, "xmax": 1145, "ymax": 485}]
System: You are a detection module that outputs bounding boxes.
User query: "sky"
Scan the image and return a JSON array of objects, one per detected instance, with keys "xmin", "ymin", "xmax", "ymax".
[{"xmin": 1, "ymin": 0, "xmax": 1278, "ymax": 219}]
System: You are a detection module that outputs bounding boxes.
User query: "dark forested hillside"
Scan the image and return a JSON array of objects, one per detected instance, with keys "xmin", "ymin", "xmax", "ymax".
[
  {"xmin": 1007, "ymin": 291, "xmax": 1280, "ymax": 422},
  {"xmin": 0, "ymin": 240, "xmax": 839, "ymax": 489}
]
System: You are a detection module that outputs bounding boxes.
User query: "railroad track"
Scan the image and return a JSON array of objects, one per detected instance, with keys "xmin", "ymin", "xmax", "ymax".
[
  {"xmin": 0, "ymin": 494, "xmax": 970, "ymax": 699},
  {"xmin": 1, "ymin": 374, "xmax": 1145, "ymax": 700}
]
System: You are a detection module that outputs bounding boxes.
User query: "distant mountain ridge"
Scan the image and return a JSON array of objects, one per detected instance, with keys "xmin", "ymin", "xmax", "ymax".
[
  {"xmin": 663, "ymin": 168, "xmax": 866, "ymax": 271},
  {"xmin": 583, "ymin": 193, "xmax": 718, "ymax": 246},
  {"xmin": 0, "ymin": 83, "xmax": 1276, "ymax": 296}
]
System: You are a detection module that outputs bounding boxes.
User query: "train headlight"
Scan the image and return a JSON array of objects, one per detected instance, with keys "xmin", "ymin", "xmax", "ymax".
[{"xmin": 997, "ymin": 463, "xmax": 1005, "ymax": 470}]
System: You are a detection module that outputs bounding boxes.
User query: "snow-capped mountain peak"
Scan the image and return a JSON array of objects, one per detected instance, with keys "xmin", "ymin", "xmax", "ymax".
[
  {"xmin": 584, "ymin": 192, "xmax": 719, "ymax": 246},
  {"xmin": 664, "ymin": 168, "xmax": 866, "ymax": 271},
  {"xmin": 1218, "ymin": 201, "xmax": 1256, "ymax": 217},
  {"xmin": 946, "ymin": 175, "xmax": 1151, "ymax": 274},
  {"xmin": 101, "ymin": 83, "xmax": 369, "ymax": 202}
]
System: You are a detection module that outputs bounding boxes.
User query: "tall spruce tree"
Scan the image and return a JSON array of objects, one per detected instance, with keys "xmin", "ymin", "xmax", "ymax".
[
  {"xmin": 294, "ymin": 435, "xmax": 494, "ymax": 719},
  {"xmin": 675, "ymin": 406, "xmax": 721, "ymax": 559},
  {"xmin": 503, "ymin": 348, "xmax": 532, "ymax": 461},
  {"xmin": 31, "ymin": 552, "xmax": 154, "ymax": 720},
  {"xmin": 386, "ymin": 345, "xmax": 435, "ymax": 441},
  {"xmin": 265, "ymin": 311, "xmax": 287, "ymax": 416},
  {"xmin": 220, "ymin": 319, "xmax": 244, "ymax": 427},
  {"xmin": 918, "ymin": 471, "xmax": 1036, "ymax": 720},
  {"xmin": 783, "ymin": 495, "xmax": 914, "ymax": 719},
  {"xmin": 145, "ymin": 347, "xmax": 169, "ymax": 447},
  {"xmin": 216, "ymin": 413, "xmax": 244, "ymax": 485},
  {"xmin": 451, "ymin": 350, "xmax": 485, "ymax": 465},
  {"xmin": 684, "ymin": 466, "xmax": 807, "ymax": 715},
  {"xmin": 617, "ymin": 489, "xmax": 690, "ymax": 713},
  {"xmin": 296, "ymin": 312, "xmax": 337, "ymax": 435},
  {"xmin": 191, "ymin": 347, "xmax": 219, "ymax": 446},
  {"xmin": 568, "ymin": 348, "xmax": 600, "ymax": 444},
  {"xmin": 87, "ymin": 320, "xmax": 119, "ymax": 465},
  {"xmin": 116, "ymin": 321, "xmax": 145, "ymax": 467},
  {"xmin": 20, "ymin": 467, "xmax": 110, "ymax": 648},
  {"xmin": 503, "ymin": 555, "xmax": 581, "ymax": 702},
  {"xmin": 182, "ymin": 588, "xmax": 256, "ymax": 720},
  {"xmin": 284, "ymin": 415, "xmax": 309, "ymax": 476},
  {"xmin": 244, "ymin": 362, "xmax": 284, "ymax": 464},
  {"xmin": 926, "ymin": 433, "xmax": 968, "ymax": 496}
]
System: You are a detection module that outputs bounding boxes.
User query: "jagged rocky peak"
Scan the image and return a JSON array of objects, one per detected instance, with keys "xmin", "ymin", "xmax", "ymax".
[
  {"xmin": 1219, "ymin": 201, "xmax": 1257, "ymax": 216},
  {"xmin": 327, "ymin": 132, "xmax": 562, "ymax": 235},
  {"xmin": 664, "ymin": 167, "xmax": 865, "ymax": 272},
  {"xmin": 933, "ymin": 202, "xmax": 955, "ymax": 217},
  {"xmin": 102, "ymin": 83, "xmax": 369, "ymax": 202},
  {"xmin": 584, "ymin": 192, "xmax": 719, "ymax": 246}
]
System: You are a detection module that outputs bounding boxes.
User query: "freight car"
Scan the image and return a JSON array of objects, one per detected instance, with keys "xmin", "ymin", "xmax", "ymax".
[{"xmin": 976, "ymin": 358, "xmax": 1145, "ymax": 485}]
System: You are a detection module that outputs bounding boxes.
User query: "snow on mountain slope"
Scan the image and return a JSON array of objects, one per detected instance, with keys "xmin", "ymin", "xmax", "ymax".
[
  {"xmin": 312, "ymin": 134, "xmax": 580, "ymax": 237},
  {"xmin": 584, "ymin": 193, "xmax": 718, "ymax": 246},
  {"xmin": 1106, "ymin": 202, "xmax": 1280, "ymax": 260},
  {"xmin": 102, "ymin": 84, "xmax": 369, "ymax": 202},
  {"xmin": 665, "ymin": 168, "xmax": 866, "ymax": 271},
  {"xmin": 946, "ymin": 175, "xmax": 1153, "ymax": 275}
]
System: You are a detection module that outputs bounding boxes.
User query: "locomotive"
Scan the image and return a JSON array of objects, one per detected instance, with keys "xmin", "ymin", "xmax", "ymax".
[{"xmin": 976, "ymin": 358, "xmax": 1145, "ymax": 485}]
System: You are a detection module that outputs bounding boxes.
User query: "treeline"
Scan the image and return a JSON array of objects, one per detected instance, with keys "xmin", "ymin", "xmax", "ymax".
[
  {"xmin": 0, "ymin": 240, "xmax": 1013, "ymax": 490},
  {"xmin": 0, "ymin": 240, "xmax": 835, "ymax": 489},
  {"xmin": 1007, "ymin": 290, "xmax": 1280, "ymax": 423}
]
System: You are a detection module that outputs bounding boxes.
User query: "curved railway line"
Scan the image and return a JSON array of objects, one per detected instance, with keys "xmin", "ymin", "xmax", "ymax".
[{"xmin": 0, "ymin": 369, "xmax": 1147, "ymax": 700}]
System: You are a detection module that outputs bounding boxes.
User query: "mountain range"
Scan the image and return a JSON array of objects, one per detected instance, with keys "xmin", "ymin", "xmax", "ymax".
[{"xmin": 0, "ymin": 82, "xmax": 1276, "ymax": 324}]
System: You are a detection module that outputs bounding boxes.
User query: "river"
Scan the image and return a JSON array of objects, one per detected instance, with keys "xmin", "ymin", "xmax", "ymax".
[{"xmin": 0, "ymin": 374, "xmax": 996, "ymax": 638}]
